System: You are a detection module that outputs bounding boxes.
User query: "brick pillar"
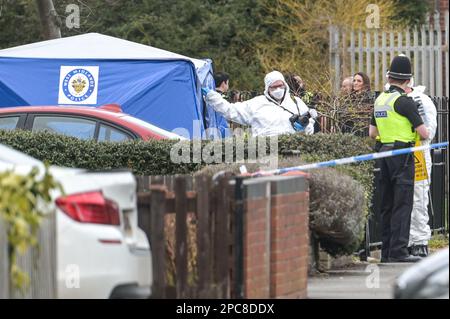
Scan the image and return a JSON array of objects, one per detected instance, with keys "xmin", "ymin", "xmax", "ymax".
[
  {"xmin": 243, "ymin": 180, "xmax": 271, "ymax": 299},
  {"xmin": 430, "ymin": 0, "xmax": 448, "ymax": 27},
  {"xmin": 242, "ymin": 175, "xmax": 309, "ymax": 299},
  {"xmin": 270, "ymin": 178, "xmax": 309, "ymax": 299},
  {"xmin": 438, "ymin": 0, "xmax": 448, "ymax": 26}
]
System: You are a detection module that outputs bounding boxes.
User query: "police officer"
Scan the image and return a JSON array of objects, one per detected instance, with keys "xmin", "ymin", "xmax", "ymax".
[{"xmin": 369, "ymin": 55, "xmax": 429, "ymax": 263}]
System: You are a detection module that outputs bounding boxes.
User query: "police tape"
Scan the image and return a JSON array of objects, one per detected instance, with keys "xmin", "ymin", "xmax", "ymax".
[{"xmin": 240, "ymin": 141, "xmax": 449, "ymax": 177}]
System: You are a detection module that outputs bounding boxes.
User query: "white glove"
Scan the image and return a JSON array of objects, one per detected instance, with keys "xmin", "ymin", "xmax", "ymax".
[
  {"xmin": 304, "ymin": 118, "xmax": 315, "ymax": 135},
  {"xmin": 308, "ymin": 108, "xmax": 318, "ymax": 119},
  {"xmin": 424, "ymin": 127, "xmax": 432, "ymax": 142}
]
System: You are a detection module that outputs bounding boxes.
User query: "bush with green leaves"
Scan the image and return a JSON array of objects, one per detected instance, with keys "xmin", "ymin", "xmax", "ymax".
[
  {"xmin": 1, "ymin": 129, "xmax": 374, "ymax": 256},
  {"xmin": 0, "ymin": 130, "xmax": 201, "ymax": 175},
  {"xmin": 0, "ymin": 0, "xmax": 431, "ymax": 90},
  {"xmin": 0, "ymin": 165, "xmax": 60, "ymax": 291},
  {"xmin": 308, "ymin": 168, "xmax": 366, "ymax": 256},
  {"xmin": 1, "ymin": 130, "xmax": 373, "ymax": 175}
]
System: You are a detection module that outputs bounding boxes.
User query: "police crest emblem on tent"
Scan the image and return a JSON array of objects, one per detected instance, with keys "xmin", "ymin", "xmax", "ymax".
[
  {"xmin": 1, "ymin": 33, "xmax": 228, "ymax": 136},
  {"xmin": 58, "ymin": 66, "xmax": 99, "ymax": 105},
  {"xmin": 71, "ymin": 76, "xmax": 87, "ymax": 94}
]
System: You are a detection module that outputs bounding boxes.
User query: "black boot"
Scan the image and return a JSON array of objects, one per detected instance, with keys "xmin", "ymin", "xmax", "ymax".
[
  {"xmin": 410, "ymin": 245, "xmax": 422, "ymax": 257},
  {"xmin": 389, "ymin": 255, "xmax": 423, "ymax": 263},
  {"xmin": 418, "ymin": 245, "xmax": 428, "ymax": 257}
]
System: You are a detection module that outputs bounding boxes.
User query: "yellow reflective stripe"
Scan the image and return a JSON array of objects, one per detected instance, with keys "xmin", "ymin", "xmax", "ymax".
[
  {"xmin": 384, "ymin": 91, "xmax": 401, "ymax": 106},
  {"xmin": 374, "ymin": 91, "xmax": 415, "ymax": 144},
  {"xmin": 374, "ymin": 92, "xmax": 400, "ymax": 111}
]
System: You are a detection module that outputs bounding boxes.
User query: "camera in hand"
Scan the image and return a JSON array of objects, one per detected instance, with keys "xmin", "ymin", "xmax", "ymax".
[{"xmin": 289, "ymin": 113, "xmax": 310, "ymax": 131}]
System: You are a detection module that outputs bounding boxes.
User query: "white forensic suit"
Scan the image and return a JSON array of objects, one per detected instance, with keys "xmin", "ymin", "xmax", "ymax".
[
  {"xmin": 408, "ymin": 86, "xmax": 437, "ymax": 248},
  {"xmin": 204, "ymin": 71, "xmax": 316, "ymax": 137}
]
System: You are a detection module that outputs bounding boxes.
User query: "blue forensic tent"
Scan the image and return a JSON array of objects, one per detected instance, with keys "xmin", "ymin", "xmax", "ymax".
[{"xmin": 0, "ymin": 33, "xmax": 229, "ymax": 138}]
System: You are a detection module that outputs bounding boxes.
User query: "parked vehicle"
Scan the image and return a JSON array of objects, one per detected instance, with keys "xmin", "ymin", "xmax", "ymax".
[
  {"xmin": 0, "ymin": 143, "xmax": 152, "ymax": 298},
  {"xmin": 394, "ymin": 248, "xmax": 449, "ymax": 299},
  {"xmin": 0, "ymin": 104, "xmax": 183, "ymax": 141}
]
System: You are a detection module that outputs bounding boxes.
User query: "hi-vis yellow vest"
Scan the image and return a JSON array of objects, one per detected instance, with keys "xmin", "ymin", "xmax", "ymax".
[{"xmin": 374, "ymin": 91, "xmax": 416, "ymax": 144}]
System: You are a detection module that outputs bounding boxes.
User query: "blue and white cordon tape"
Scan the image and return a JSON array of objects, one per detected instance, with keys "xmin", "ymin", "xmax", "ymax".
[{"xmin": 239, "ymin": 141, "xmax": 449, "ymax": 177}]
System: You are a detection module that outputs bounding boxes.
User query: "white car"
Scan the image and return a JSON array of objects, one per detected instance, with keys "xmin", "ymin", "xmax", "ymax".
[
  {"xmin": 394, "ymin": 248, "xmax": 449, "ymax": 299},
  {"xmin": 0, "ymin": 143, "xmax": 152, "ymax": 298}
]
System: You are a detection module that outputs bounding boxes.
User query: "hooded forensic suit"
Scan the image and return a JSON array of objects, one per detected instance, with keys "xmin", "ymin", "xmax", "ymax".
[
  {"xmin": 408, "ymin": 86, "xmax": 437, "ymax": 247},
  {"xmin": 204, "ymin": 71, "xmax": 316, "ymax": 137}
]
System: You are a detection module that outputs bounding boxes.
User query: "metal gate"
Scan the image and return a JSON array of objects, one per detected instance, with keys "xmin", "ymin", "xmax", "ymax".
[{"xmin": 329, "ymin": 11, "xmax": 449, "ymax": 96}]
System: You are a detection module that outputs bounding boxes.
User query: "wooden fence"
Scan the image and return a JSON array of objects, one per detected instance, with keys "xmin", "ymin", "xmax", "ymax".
[
  {"xmin": 330, "ymin": 11, "xmax": 449, "ymax": 96},
  {"xmin": 0, "ymin": 213, "xmax": 57, "ymax": 299},
  {"xmin": 136, "ymin": 174, "xmax": 240, "ymax": 299},
  {"xmin": 0, "ymin": 218, "xmax": 8, "ymax": 298}
]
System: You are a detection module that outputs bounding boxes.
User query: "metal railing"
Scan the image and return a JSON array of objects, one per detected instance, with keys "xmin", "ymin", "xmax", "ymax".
[{"xmin": 329, "ymin": 11, "xmax": 449, "ymax": 96}]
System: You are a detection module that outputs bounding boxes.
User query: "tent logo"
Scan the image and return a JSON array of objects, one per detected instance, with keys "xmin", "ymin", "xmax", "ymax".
[
  {"xmin": 58, "ymin": 66, "xmax": 99, "ymax": 105},
  {"xmin": 63, "ymin": 69, "xmax": 94, "ymax": 101}
]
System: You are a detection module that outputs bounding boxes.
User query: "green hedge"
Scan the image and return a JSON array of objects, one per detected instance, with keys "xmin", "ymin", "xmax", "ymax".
[
  {"xmin": 1, "ymin": 129, "xmax": 374, "ymax": 256},
  {"xmin": 0, "ymin": 130, "xmax": 201, "ymax": 175},
  {"xmin": 0, "ymin": 130, "xmax": 373, "ymax": 175}
]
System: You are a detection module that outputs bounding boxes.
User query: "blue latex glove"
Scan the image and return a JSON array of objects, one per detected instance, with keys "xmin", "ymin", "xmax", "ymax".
[
  {"xmin": 201, "ymin": 87, "xmax": 211, "ymax": 96},
  {"xmin": 293, "ymin": 121, "xmax": 305, "ymax": 132}
]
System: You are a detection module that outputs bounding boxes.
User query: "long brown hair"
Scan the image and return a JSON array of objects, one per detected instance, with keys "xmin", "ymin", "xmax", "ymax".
[{"xmin": 353, "ymin": 72, "xmax": 371, "ymax": 92}]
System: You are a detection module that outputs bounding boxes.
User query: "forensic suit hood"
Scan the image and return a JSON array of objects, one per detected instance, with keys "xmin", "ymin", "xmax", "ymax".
[
  {"xmin": 204, "ymin": 70, "xmax": 315, "ymax": 137},
  {"xmin": 263, "ymin": 71, "xmax": 289, "ymax": 104}
]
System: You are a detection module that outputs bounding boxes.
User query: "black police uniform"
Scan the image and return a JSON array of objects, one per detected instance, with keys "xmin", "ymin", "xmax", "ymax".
[
  {"xmin": 371, "ymin": 56, "xmax": 424, "ymax": 262},
  {"xmin": 371, "ymin": 87, "xmax": 424, "ymax": 262}
]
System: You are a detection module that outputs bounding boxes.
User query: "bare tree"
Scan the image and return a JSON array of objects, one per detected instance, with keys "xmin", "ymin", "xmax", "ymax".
[{"xmin": 35, "ymin": 0, "xmax": 61, "ymax": 39}]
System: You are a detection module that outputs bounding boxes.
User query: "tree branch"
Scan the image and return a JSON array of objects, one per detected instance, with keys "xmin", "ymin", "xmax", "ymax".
[{"xmin": 35, "ymin": 0, "xmax": 61, "ymax": 39}]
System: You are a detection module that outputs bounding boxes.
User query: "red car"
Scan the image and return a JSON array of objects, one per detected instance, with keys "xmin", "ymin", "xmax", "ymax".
[{"xmin": 0, "ymin": 104, "xmax": 183, "ymax": 141}]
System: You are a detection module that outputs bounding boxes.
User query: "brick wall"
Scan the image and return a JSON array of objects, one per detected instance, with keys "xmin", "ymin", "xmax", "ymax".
[
  {"xmin": 438, "ymin": 0, "xmax": 448, "ymax": 29},
  {"xmin": 243, "ymin": 193, "xmax": 270, "ymax": 298},
  {"xmin": 429, "ymin": 0, "xmax": 448, "ymax": 27},
  {"xmin": 242, "ymin": 176, "xmax": 309, "ymax": 299}
]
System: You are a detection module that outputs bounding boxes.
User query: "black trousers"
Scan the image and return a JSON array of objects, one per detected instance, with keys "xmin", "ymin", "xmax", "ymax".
[{"xmin": 378, "ymin": 148, "xmax": 415, "ymax": 260}]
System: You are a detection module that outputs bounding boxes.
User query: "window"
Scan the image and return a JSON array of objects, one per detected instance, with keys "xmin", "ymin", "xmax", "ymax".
[
  {"xmin": 0, "ymin": 116, "xmax": 19, "ymax": 131},
  {"xmin": 32, "ymin": 116, "xmax": 96, "ymax": 140},
  {"xmin": 98, "ymin": 124, "xmax": 131, "ymax": 142}
]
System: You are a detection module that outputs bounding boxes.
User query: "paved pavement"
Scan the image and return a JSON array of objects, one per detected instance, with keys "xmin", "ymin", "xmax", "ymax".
[{"xmin": 307, "ymin": 262, "xmax": 413, "ymax": 299}]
